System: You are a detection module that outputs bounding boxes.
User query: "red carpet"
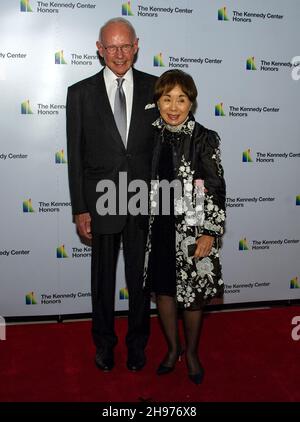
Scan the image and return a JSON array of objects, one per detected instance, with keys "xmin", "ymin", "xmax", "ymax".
[{"xmin": 0, "ymin": 306, "xmax": 299, "ymax": 402}]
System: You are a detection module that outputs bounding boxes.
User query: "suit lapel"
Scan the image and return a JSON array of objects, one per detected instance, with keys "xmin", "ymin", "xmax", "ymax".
[
  {"xmin": 127, "ymin": 69, "xmax": 147, "ymax": 151},
  {"xmin": 91, "ymin": 70, "xmax": 125, "ymax": 151}
]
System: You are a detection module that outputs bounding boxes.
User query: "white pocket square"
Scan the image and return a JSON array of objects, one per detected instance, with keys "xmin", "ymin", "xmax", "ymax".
[{"xmin": 145, "ymin": 103, "xmax": 156, "ymax": 110}]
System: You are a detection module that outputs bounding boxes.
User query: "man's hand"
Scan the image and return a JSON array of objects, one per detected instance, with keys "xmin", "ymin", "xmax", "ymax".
[
  {"xmin": 75, "ymin": 213, "xmax": 92, "ymax": 240},
  {"xmin": 194, "ymin": 235, "xmax": 214, "ymax": 258}
]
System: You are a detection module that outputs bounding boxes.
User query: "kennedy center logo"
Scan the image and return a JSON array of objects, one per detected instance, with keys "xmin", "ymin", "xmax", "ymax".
[
  {"xmin": 23, "ymin": 198, "xmax": 34, "ymax": 213},
  {"xmin": 122, "ymin": 1, "xmax": 134, "ymax": 16},
  {"xmin": 218, "ymin": 7, "xmax": 229, "ymax": 21},
  {"xmin": 55, "ymin": 149, "xmax": 67, "ymax": 164},
  {"xmin": 290, "ymin": 277, "xmax": 299, "ymax": 289},
  {"xmin": 239, "ymin": 237, "xmax": 249, "ymax": 251},
  {"xmin": 26, "ymin": 291, "xmax": 37, "ymax": 305},
  {"xmin": 242, "ymin": 149, "xmax": 253, "ymax": 163},
  {"xmin": 20, "ymin": 0, "xmax": 32, "ymax": 12},
  {"xmin": 153, "ymin": 53, "xmax": 165, "ymax": 67},
  {"xmin": 55, "ymin": 50, "xmax": 67, "ymax": 64},
  {"xmin": 119, "ymin": 288, "xmax": 129, "ymax": 300},
  {"xmin": 215, "ymin": 102, "xmax": 225, "ymax": 116},
  {"xmin": 21, "ymin": 100, "xmax": 33, "ymax": 114},
  {"xmin": 246, "ymin": 56, "xmax": 256, "ymax": 70},
  {"xmin": 57, "ymin": 245, "xmax": 68, "ymax": 258}
]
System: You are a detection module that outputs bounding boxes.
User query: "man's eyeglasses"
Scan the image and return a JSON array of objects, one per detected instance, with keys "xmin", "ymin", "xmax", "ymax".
[{"xmin": 103, "ymin": 44, "xmax": 134, "ymax": 55}]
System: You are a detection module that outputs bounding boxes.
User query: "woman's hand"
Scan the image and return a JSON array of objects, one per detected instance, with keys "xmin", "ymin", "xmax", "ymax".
[{"xmin": 194, "ymin": 235, "xmax": 214, "ymax": 258}]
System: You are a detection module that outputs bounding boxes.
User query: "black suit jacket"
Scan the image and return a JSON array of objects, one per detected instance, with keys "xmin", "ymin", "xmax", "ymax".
[{"xmin": 66, "ymin": 68, "xmax": 158, "ymax": 234}]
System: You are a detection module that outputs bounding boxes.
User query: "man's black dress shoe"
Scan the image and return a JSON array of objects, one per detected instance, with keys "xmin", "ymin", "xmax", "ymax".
[
  {"xmin": 127, "ymin": 349, "xmax": 146, "ymax": 371},
  {"xmin": 95, "ymin": 348, "xmax": 114, "ymax": 371}
]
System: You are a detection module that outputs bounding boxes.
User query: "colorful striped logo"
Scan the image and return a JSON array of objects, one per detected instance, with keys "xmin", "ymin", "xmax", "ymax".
[
  {"xmin": 242, "ymin": 149, "xmax": 253, "ymax": 163},
  {"xmin": 239, "ymin": 237, "xmax": 249, "ymax": 251},
  {"xmin": 215, "ymin": 102, "xmax": 225, "ymax": 116},
  {"xmin": 122, "ymin": 1, "xmax": 134, "ymax": 16},
  {"xmin": 153, "ymin": 53, "xmax": 165, "ymax": 67},
  {"xmin": 57, "ymin": 245, "xmax": 68, "ymax": 258},
  {"xmin": 218, "ymin": 7, "xmax": 229, "ymax": 21},
  {"xmin": 55, "ymin": 50, "xmax": 67, "ymax": 64},
  {"xmin": 21, "ymin": 100, "xmax": 33, "ymax": 114},
  {"xmin": 296, "ymin": 195, "xmax": 300, "ymax": 206},
  {"xmin": 246, "ymin": 56, "xmax": 256, "ymax": 70},
  {"xmin": 26, "ymin": 292, "xmax": 37, "ymax": 305},
  {"xmin": 119, "ymin": 288, "xmax": 129, "ymax": 300},
  {"xmin": 290, "ymin": 277, "xmax": 299, "ymax": 289},
  {"xmin": 20, "ymin": 0, "xmax": 32, "ymax": 12},
  {"xmin": 23, "ymin": 198, "xmax": 34, "ymax": 213},
  {"xmin": 55, "ymin": 149, "xmax": 67, "ymax": 164}
]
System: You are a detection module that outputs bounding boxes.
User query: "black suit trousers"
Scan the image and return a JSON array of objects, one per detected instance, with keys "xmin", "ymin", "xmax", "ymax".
[{"xmin": 91, "ymin": 214, "xmax": 150, "ymax": 352}]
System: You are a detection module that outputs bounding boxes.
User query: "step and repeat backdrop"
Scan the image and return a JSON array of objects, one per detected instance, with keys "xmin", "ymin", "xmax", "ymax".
[{"xmin": 0, "ymin": 0, "xmax": 299, "ymax": 317}]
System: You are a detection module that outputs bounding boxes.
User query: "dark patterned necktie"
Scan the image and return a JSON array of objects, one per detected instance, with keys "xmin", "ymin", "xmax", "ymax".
[{"xmin": 114, "ymin": 78, "xmax": 127, "ymax": 146}]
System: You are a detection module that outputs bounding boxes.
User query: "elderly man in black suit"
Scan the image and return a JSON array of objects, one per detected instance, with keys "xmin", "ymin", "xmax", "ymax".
[{"xmin": 66, "ymin": 17, "xmax": 157, "ymax": 371}]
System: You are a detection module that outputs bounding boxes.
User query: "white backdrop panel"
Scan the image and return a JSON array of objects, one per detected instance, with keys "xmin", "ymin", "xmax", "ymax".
[{"xmin": 0, "ymin": 0, "xmax": 299, "ymax": 316}]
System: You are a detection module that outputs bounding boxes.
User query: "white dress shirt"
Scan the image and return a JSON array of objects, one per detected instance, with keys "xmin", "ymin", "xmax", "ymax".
[{"xmin": 103, "ymin": 66, "xmax": 133, "ymax": 144}]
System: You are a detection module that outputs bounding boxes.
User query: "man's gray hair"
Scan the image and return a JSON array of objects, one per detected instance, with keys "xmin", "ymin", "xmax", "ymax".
[{"xmin": 99, "ymin": 17, "xmax": 137, "ymax": 42}]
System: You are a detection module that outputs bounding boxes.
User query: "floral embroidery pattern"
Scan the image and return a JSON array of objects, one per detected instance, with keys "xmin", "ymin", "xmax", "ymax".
[
  {"xmin": 176, "ymin": 157, "xmax": 205, "ymax": 227},
  {"xmin": 145, "ymin": 103, "xmax": 156, "ymax": 110},
  {"xmin": 202, "ymin": 196, "xmax": 225, "ymax": 236},
  {"xmin": 211, "ymin": 134, "xmax": 224, "ymax": 178},
  {"xmin": 152, "ymin": 117, "xmax": 195, "ymax": 136}
]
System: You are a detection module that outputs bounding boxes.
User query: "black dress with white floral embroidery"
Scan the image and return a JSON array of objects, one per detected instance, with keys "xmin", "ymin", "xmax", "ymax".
[{"xmin": 144, "ymin": 114, "xmax": 226, "ymax": 310}]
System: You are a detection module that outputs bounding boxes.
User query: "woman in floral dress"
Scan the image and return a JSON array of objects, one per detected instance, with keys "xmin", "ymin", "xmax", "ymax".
[{"xmin": 144, "ymin": 70, "xmax": 226, "ymax": 384}]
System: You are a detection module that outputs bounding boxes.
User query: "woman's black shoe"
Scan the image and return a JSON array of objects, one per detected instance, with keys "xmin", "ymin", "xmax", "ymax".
[
  {"xmin": 156, "ymin": 348, "xmax": 184, "ymax": 375},
  {"xmin": 188, "ymin": 363, "xmax": 204, "ymax": 385},
  {"xmin": 156, "ymin": 362, "xmax": 175, "ymax": 375}
]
